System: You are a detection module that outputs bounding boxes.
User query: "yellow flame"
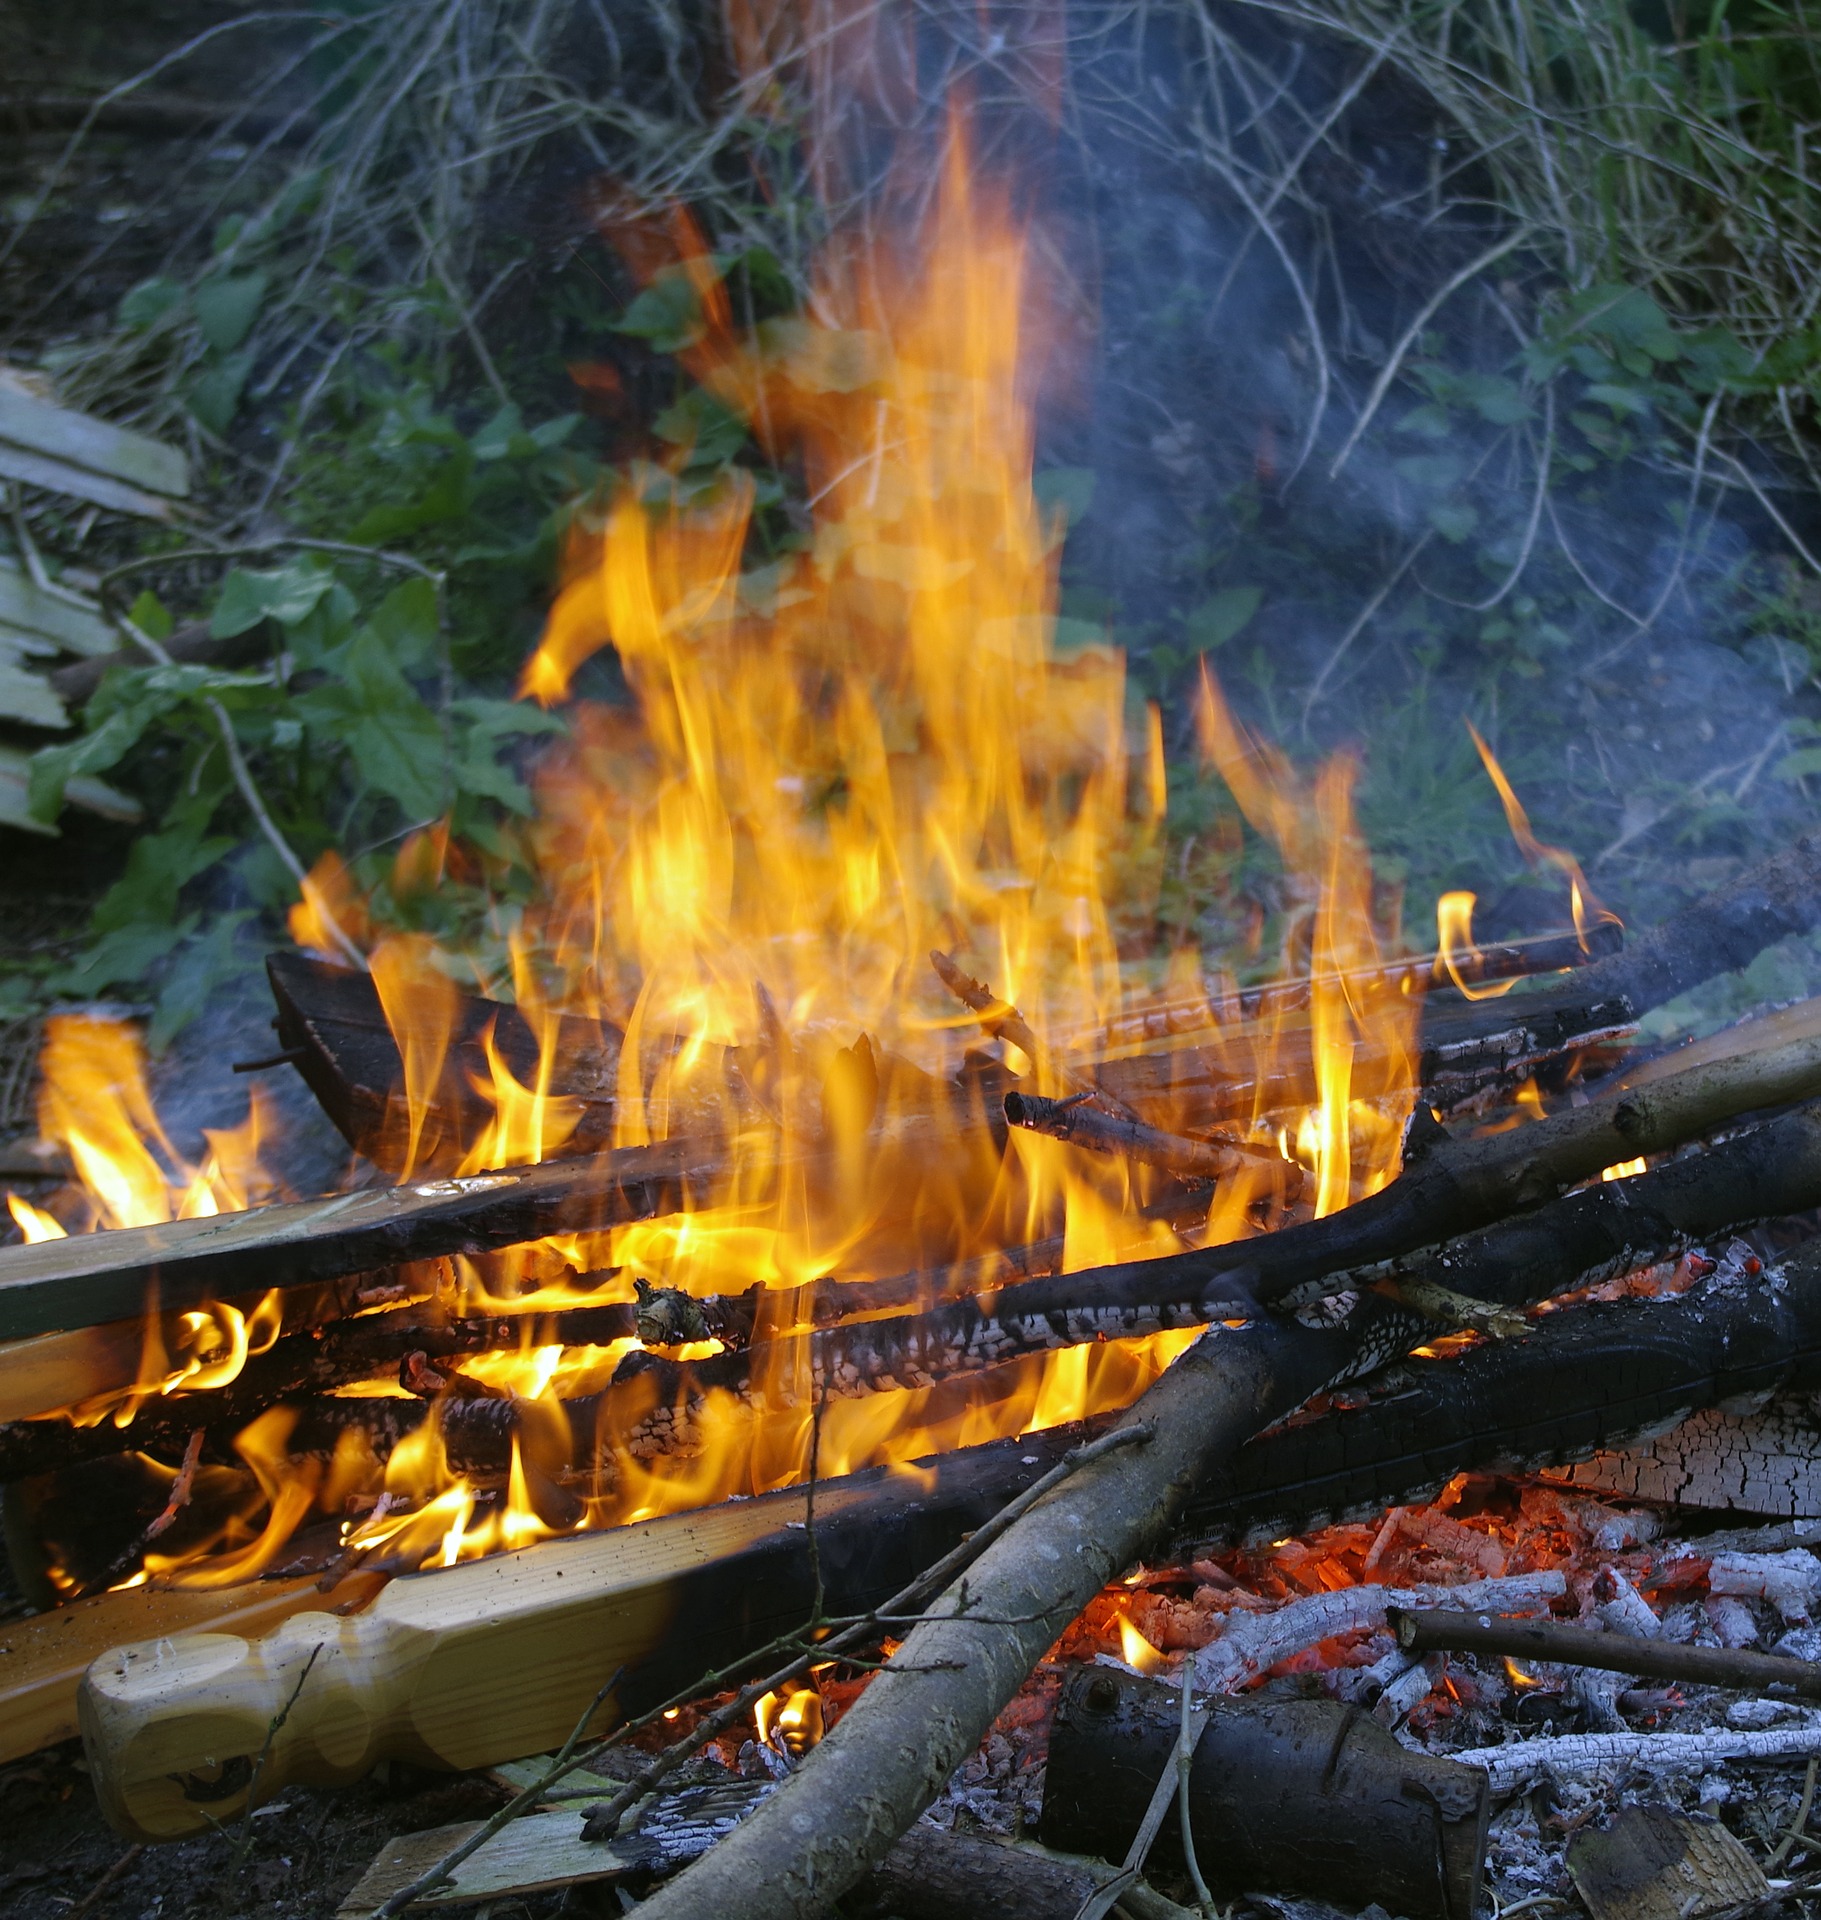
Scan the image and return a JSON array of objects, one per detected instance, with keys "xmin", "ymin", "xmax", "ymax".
[
  {"xmin": 1434, "ymin": 891, "xmax": 1518, "ymax": 1001},
  {"xmin": 6, "ymin": 1191, "xmax": 65, "ymax": 1241},
  {"xmin": 754, "ymin": 1685, "xmax": 825, "ymax": 1753},
  {"xmin": 1118, "ymin": 1614, "xmax": 1170, "ymax": 1674},
  {"xmin": 1601, "ymin": 1157, "xmax": 1647, "ymax": 1182}
]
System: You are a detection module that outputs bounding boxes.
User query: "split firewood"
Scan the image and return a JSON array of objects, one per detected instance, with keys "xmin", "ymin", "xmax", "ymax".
[
  {"xmin": 1389, "ymin": 1606, "xmax": 1821, "ymax": 1702},
  {"xmin": 266, "ymin": 952, "xmax": 625, "ymax": 1172},
  {"xmin": 620, "ymin": 1299, "xmax": 1402, "ymax": 1920},
  {"xmin": 1039, "ymin": 1668, "xmax": 1491, "ymax": 1920}
]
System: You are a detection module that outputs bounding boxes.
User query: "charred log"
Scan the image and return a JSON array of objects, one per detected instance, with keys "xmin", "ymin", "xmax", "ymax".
[
  {"xmin": 1185, "ymin": 1249, "xmax": 1821, "ymax": 1543},
  {"xmin": 1369, "ymin": 1100, "xmax": 1821, "ymax": 1312},
  {"xmin": 1039, "ymin": 1669, "xmax": 1489, "ymax": 1920}
]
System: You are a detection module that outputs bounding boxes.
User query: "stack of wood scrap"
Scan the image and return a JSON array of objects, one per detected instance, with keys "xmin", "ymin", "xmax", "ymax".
[{"xmin": 0, "ymin": 363, "xmax": 188, "ymax": 833}]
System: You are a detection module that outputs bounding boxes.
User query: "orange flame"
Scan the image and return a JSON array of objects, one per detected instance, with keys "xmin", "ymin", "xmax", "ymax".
[
  {"xmin": 1466, "ymin": 723, "xmax": 1619, "ymax": 951},
  {"xmin": 176, "ymin": 103, "xmax": 1428, "ymax": 1582}
]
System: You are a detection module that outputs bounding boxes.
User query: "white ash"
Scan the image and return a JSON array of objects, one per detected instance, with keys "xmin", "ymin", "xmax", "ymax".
[{"xmin": 1708, "ymin": 1547, "xmax": 1821, "ymax": 1624}]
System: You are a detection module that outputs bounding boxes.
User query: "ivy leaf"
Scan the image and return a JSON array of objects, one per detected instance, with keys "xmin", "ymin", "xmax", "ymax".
[
  {"xmin": 615, "ymin": 266, "xmax": 708, "ymax": 352},
  {"xmin": 1429, "ymin": 502, "xmax": 1480, "ymax": 543},
  {"xmin": 1185, "ymin": 586, "xmax": 1264, "ymax": 651},
  {"xmin": 212, "ymin": 562, "xmax": 335, "ymax": 638},
  {"xmin": 119, "ymin": 276, "xmax": 186, "ymax": 332},
  {"xmin": 654, "ymin": 387, "xmax": 748, "ymax": 468},
  {"xmin": 193, "ymin": 271, "xmax": 268, "ymax": 353}
]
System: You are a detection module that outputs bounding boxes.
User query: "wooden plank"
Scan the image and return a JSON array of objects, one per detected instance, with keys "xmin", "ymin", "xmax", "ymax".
[
  {"xmin": 335, "ymin": 1811, "xmax": 625, "ymax": 1913},
  {"xmin": 0, "ymin": 387, "xmax": 188, "ymax": 499},
  {"xmin": 0, "ymin": 1567, "xmax": 386, "ymax": 1765},
  {"xmin": 78, "ymin": 1421, "xmax": 1074, "ymax": 1839},
  {"xmin": 0, "ymin": 662, "xmax": 67, "ymax": 729},
  {"xmin": 0, "ymin": 560, "xmax": 117, "ymax": 656},
  {"xmin": 0, "ymin": 443, "xmax": 180, "ymax": 521},
  {"xmin": 0, "ymin": 1133, "xmax": 729, "ymax": 1342}
]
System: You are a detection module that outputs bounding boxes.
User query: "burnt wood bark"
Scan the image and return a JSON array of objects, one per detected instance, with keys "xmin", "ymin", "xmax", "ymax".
[
  {"xmin": 1039, "ymin": 1670, "xmax": 1489, "ymax": 1920},
  {"xmin": 1186, "ymin": 1247, "xmax": 1821, "ymax": 1542},
  {"xmin": 625, "ymin": 1301, "xmax": 1393, "ymax": 1920},
  {"xmin": 847, "ymin": 1828, "xmax": 1175, "ymax": 1920}
]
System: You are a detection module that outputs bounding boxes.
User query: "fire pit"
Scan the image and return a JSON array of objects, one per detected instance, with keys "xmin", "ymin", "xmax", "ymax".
[{"xmin": 11, "ymin": 8, "xmax": 1821, "ymax": 1918}]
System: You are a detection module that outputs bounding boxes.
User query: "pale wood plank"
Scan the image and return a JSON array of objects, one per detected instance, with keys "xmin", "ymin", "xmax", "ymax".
[
  {"xmin": 0, "ymin": 387, "xmax": 188, "ymax": 498},
  {"xmin": 0, "ymin": 444, "xmax": 180, "ymax": 521},
  {"xmin": 335, "ymin": 1812, "xmax": 623, "ymax": 1915},
  {"xmin": 0, "ymin": 663, "xmax": 67, "ymax": 729},
  {"xmin": 0, "ymin": 560, "xmax": 118, "ymax": 655}
]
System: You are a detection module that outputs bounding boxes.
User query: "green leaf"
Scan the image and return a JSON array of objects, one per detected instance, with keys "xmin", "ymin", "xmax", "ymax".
[
  {"xmin": 212, "ymin": 561, "xmax": 335, "ymax": 638},
  {"xmin": 150, "ymin": 913, "xmax": 254, "ymax": 1047},
  {"xmin": 349, "ymin": 454, "xmax": 473, "ymax": 543},
  {"xmin": 1185, "ymin": 586, "xmax": 1264, "ymax": 652},
  {"xmin": 1582, "ymin": 382, "xmax": 1653, "ymax": 418},
  {"xmin": 193, "ymin": 272, "xmax": 268, "ymax": 353},
  {"xmin": 1393, "ymin": 453, "xmax": 1466, "ymax": 490},
  {"xmin": 653, "ymin": 387, "xmax": 747, "ymax": 468},
  {"xmin": 187, "ymin": 350, "xmax": 253, "ymax": 434},
  {"xmin": 128, "ymin": 590, "xmax": 174, "ymax": 642},
  {"xmin": 470, "ymin": 403, "xmax": 525, "ymax": 461},
  {"xmin": 1394, "ymin": 403, "xmax": 1452, "ymax": 440},
  {"xmin": 60, "ymin": 918, "xmax": 195, "ymax": 996},
  {"xmin": 92, "ymin": 815, "xmax": 234, "ymax": 935},
  {"xmin": 369, "ymin": 576, "xmax": 440, "ymax": 671},
  {"xmin": 615, "ymin": 267, "xmax": 707, "ymax": 352},
  {"xmin": 119, "ymin": 276, "xmax": 186, "ymax": 332},
  {"xmin": 296, "ymin": 629, "xmax": 447, "ymax": 820},
  {"xmin": 1033, "ymin": 468, "xmax": 1097, "ymax": 525},
  {"xmin": 1776, "ymin": 747, "xmax": 1821, "ymax": 780},
  {"xmin": 1455, "ymin": 373, "xmax": 1530, "ymax": 425}
]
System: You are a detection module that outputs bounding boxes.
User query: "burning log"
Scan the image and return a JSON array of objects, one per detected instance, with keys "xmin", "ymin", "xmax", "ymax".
[
  {"xmin": 1001, "ymin": 1088, "xmax": 1295, "ymax": 1189},
  {"xmin": 1038, "ymin": 1668, "xmax": 1490, "ymax": 1920},
  {"xmin": 0, "ymin": 1133, "xmax": 727, "ymax": 1342},
  {"xmin": 1388, "ymin": 1606, "xmax": 1821, "ymax": 1703},
  {"xmin": 75, "ymin": 1297, "xmax": 1396, "ymax": 1840},
  {"xmin": 265, "ymin": 953, "xmax": 623, "ymax": 1172},
  {"xmin": 1007, "ymin": 993, "xmax": 1821, "ymax": 1321},
  {"xmin": 14, "ymin": 1053, "xmax": 1821, "ymax": 1488}
]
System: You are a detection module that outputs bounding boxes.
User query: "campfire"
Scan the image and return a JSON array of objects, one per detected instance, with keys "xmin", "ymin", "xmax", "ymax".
[{"xmin": 12, "ymin": 63, "xmax": 1821, "ymax": 1920}]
